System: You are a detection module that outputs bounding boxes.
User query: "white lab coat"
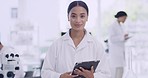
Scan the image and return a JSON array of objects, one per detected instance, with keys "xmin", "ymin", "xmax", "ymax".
[
  {"xmin": 0, "ymin": 46, "xmax": 24, "ymax": 78},
  {"xmin": 108, "ymin": 21, "xmax": 126, "ymax": 67},
  {"xmin": 41, "ymin": 30, "xmax": 111, "ymax": 78}
]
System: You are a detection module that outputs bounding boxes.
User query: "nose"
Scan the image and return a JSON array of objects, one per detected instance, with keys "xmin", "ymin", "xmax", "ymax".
[{"xmin": 75, "ymin": 17, "xmax": 81, "ymax": 23}]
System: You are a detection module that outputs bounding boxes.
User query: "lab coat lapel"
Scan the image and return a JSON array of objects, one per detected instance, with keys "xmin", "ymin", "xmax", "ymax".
[
  {"xmin": 76, "ymin": 32, "xmax": 92, "ymax": 51},
  {"xmin": 67, "ymin": 35, "xmax": 87, "ymax": 50},
  {"xmin": 63, "ymin": 30, "xmax": 92, "ymax": 50},
  {"xmin": 68, "ymin": 38, "xmax": 76, "ymax": 49},
  {"xmin": 116, "ymin": 21, "xmax": 124, "ymax": 34},
  {"xmin": 76, "ymin": 37, "xmax": 87, "ymax": 51},
  {"xmin": 62, "ymin": 31, "xmax": 76, "ymax": 49}
]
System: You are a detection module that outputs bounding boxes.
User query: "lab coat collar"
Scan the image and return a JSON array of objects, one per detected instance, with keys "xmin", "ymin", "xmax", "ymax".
[
  {"xmin": 62, "ymin": 29, "xmax": 93, "ymax": 49},
  {"xmin": 62, "ymin": 29, "xmax": 93, "ymax": 42}
]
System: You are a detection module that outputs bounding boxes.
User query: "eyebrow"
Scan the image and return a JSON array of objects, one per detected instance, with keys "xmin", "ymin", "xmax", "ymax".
[{"xmin": 71, "ymin": 13, "xmax": 86, "ymax": 15}]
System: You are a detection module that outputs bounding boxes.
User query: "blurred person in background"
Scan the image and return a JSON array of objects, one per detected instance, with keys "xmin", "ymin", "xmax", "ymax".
[{"xmin": 108, "ymin": 11, "xmax": 130, "ymax": 78}]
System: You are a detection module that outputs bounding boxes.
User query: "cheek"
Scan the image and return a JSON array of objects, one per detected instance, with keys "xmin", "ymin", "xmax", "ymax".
[
  {"xmin": 69, "ymin": 20, "xmax": 75, "ymax": 27},
  {"xmin": 69, "ymin": 18, "xmax": 75, "ymax": 24},
  {"xmin": 82, "ymin": 19, "xmax": 87, "ymax": 23},
  {"xmin": 122, "ymin": 18, "xmax": 125, "ymax": 21},
  {"xmin": 69, "ymin": 17, "xmax": 88, "ymax": 24},
  {"xmin": 119, "ymin": 18, "xmax": 123, "ymax": 21},
  {"xmin": 122, "ymin": 17, "xmax": 126, "ymax": 20}
]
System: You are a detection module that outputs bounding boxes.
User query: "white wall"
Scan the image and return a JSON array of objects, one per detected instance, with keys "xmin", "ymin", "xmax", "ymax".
[
  {"xmin": 0, "ymin": 0, "xmax": 61, "ymax": 46},
  {"xmin": 0, "ymin": 0, "xmax": 18, "ymax": 45},
  {"xmin": 25, "ymin": 0, "xmax": 61, "ymax": 46}
]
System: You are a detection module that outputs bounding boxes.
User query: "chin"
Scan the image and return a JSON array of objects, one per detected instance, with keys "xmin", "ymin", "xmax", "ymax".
[{"xmin": 72, "ymin": 28, "xmax": 84, "ymax": 31}]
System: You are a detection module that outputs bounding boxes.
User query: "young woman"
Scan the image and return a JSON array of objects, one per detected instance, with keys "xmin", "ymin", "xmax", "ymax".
[{"xmin": 41, "ymin": 1, "xmax": 110, "ymax": 78}]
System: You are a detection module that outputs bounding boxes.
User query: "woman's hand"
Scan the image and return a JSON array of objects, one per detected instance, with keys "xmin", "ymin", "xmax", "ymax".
[
  {"xmin": 124, "ymin": 34, "xmax": 129, "ymax": 40},
  {"xmin": 74, "ymin": 66, "xmax": 94, "ymax": 78},
  {"xmin": 60, "ymin": 72, "xmax": 78, "ymax": 78}
]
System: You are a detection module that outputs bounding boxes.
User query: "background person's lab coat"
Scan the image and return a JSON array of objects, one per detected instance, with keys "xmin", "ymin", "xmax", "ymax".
[{"xmin": 108, "ymin": 20, "xmax": 126, "ymax": 67}]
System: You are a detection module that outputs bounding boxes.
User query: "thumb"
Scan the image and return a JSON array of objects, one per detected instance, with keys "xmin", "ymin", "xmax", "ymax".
[
  {"xmin": 66, "ymin": 72, "xmax": 72, "ymax": 74},
  {"xmin": 72, "ymin": 75, "xmax": 78, "ymax": 78},
  {"xmin": 91, "ymin": 66, "xmax": 94, "ymax": 73}
]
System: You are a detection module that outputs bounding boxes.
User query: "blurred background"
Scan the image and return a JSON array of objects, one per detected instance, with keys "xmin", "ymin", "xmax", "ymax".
[{"xmin": 0, "ymin": 0, "xmax": 148, "ymax": 78}]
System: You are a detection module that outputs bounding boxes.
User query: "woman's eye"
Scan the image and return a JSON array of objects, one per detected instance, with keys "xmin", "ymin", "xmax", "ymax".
[
  {"xmin": 81, "ymin": 15, "xmax": 85, "ymax": 18},
  {"xmin": 71, "ymin": 15, "xmax": 76, "ymax": 18}
]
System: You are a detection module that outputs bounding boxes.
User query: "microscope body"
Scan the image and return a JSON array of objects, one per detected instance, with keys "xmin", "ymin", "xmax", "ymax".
[{"xmin": 0, "ymin": 52, "xmax": 20, "ymax": 78}]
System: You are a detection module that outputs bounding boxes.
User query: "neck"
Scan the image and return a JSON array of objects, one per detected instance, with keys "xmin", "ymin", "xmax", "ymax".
[
  {"xmin": 117, "ymin": 20, "xmax": 124, "ymax": 24},
  {"xmin": 70, "ymin": 29, "xmax": 85, "ymax": 47},
  {"xmin": 70, "ymin": 29, "xmax": 85, "ymax": 39}
]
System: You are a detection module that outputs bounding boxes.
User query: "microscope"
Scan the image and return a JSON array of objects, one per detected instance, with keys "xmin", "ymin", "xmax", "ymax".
[{"xmin": 0, "ymin": 53, "xmax": 20, "ymax": 78}]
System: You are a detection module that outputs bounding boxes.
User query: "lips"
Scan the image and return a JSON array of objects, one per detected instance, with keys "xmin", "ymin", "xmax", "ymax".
[{"xmin": 74, "ymin": 24, "xmax": 83, "ymax": 27}]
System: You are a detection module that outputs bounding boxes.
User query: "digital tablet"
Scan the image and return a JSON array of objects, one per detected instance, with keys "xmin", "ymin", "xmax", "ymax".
[{"xmin": 72, "ymin": 60, "xmax": 100, "ymax": 78}]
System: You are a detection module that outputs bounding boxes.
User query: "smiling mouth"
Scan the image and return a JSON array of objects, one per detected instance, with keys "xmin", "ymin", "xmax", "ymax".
[{"xmin": 75, "ymin": 24, "xmax": 82, "ymax": 27}]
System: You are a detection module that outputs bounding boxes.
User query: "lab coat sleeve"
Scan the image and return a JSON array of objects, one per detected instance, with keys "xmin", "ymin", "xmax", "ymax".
[
  {"xmin": 109, "ymin": 26, "xmax": 125, "ymax": 43},
  {"xmin": 41, "ymin": 42, "xmax": 61, "ymax": 78},
  {"xmin": 94, "ymin": 43, "xmax": 111, "ymax": 78}
]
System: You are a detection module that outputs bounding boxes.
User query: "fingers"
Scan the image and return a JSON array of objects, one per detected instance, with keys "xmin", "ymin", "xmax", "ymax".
[
  {"xmin": 125, "ymin": 34, "xmax": 128, "ymax": 36},
  {"xmin": 72, "ymin": 75, "xmax": 78, "ymax": 78},
  {"xmin": 66, "ymin": 72, "xmax": 72, "ymax": 74},
  {"xmin": 74, "ymin": 68, "xmax": 84, "ymax": 76},
  {"xmin": 75, "ymin": 69, "xmax": 82, "ymax": 74},
  {"xmin": 60, "ymin": 72, "xmax": 73, "ymax": 78},
  {"xmin": 79, "ymin": 66, "xmax": 94, "ymax": 73},
  {"xmin": 79, "ymin": 67, "xmax": 86, "ymax": 72},
  {"xmin": 91, "ymin": 66, "xmax": 94, "ymax": 73},
  {"xmin": 74, "ymin": 67, "xmax": 95, "ymax": 78},
  {"xmin": 74, "ymin": 67, "xmax": 88, "ymax": 76},
  {"xmin": 124, "ymin": 34, "xmax": 128, "ymax": 37},
  {"xmin": 66, "ymin": 72, "xmax": 78, "ymax": 78}
]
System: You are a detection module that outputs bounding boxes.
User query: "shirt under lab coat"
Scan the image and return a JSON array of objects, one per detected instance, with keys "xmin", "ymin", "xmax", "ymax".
[
  {"xmin": 0, "ymin": 46, "xmax": 24, "ymax": 78},
  {"xmin": 41, "ymin": 30, "xmax": 111, "ymax": 78},
  {"xmin": 108, "ymin": 20, "xmax": 126, "ymax": 67}
]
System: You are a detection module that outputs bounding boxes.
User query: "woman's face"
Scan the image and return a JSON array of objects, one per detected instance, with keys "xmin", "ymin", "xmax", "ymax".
[
  {"xmin": 118, "ymin": 16, "xmax": 127, "ymax": 23},
  {"xmin": 68, "ymin": 6, "xmax": 88, "ymax": 31}
]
